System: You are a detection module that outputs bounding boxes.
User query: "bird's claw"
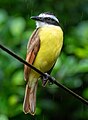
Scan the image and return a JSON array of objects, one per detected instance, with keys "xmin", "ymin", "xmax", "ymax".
[{"xmin": 41, "ymin": 73, "xmax": 53, "ymax": 87}]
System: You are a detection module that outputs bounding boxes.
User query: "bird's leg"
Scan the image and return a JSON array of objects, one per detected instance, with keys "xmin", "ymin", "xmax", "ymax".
[
  {"xmin": 41, "ymin": 73, "xmax": 49, "ymax": 87},
  {"xmin": 41, "ymin": 73, "xmax": 53, "ymax": 87}
]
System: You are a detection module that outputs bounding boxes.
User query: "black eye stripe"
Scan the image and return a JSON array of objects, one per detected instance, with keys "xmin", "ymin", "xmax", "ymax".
[
  {"xmin": 38, "ymin": 17, "xmax": 59, "ymax": 26},
  {"xmin": 43, "ymin": 17, "xmax": 59, "ymax": 26},
  {"xmin": 44, "ymin": 17, "xmax": 54, "ymax": 21}
]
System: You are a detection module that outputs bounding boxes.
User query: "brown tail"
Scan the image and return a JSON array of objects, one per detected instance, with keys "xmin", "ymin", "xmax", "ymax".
[{"xmin": 23, "ymin": 82, "xmax": 38, "ymax": 115}]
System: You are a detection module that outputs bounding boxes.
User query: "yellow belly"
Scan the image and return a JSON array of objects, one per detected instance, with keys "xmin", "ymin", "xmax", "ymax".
[{"xmin": 33, "ymin": 25, "xmax": 63, "ymax": 73}]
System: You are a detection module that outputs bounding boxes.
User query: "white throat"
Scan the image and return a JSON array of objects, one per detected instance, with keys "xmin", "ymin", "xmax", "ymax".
[{"xmin": 36, "ymin": 21, "xmax": 51, "ymax": 28}]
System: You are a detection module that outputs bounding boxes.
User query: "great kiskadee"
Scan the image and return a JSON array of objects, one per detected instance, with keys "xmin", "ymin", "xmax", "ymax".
[{"xmin": 23, "ymin": 12, "xmax": 63, "ymax": 115}]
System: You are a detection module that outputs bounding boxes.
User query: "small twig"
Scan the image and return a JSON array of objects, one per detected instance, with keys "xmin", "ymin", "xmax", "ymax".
[{"xmin": 0, "ymin": 43, "xmax": 88, "ymax": 106}]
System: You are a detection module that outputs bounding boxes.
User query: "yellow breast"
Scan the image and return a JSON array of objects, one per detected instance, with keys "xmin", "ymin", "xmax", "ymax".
[{"xmin": 33, "ymin": 25, "xmax": 63, "ymax": 73}]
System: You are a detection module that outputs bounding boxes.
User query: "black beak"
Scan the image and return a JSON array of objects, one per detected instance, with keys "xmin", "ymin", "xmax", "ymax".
[{"xmin": 30, "ymin": 16, "xmax": 43, "ymax": 22}]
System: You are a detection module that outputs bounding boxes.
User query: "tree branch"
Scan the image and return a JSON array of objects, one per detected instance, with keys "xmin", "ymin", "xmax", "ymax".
[{"xmin": 0, "ymin": 43, "xmax": 88, "ymax": 106}]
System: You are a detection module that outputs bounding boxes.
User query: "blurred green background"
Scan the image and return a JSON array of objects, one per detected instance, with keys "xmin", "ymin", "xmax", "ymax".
[{"xmin": 0, "ymin": 0, "xmax": 88, "ymax": 120}]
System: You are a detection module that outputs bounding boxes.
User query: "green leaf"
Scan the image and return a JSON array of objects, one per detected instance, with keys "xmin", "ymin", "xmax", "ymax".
[
  {"xmin": 9, "ymin": 17, "xmax": 26, "ymax": 36},
  {"xmin": 0, "ymin": 115, "xmax": 8, "ymax": 120},
  {"xmin": 63, "ymin": 77, "xmax": 82, "ymax": 89},
  {"xmin": 82, "ymin": 88, "xmax": 88, "ymax": 99},
  {"xmin": 0, "ymin": 9, "xmax": 8, "ymax": 25},
  {"xmin": 8, "ymin": 95, "xmax": 18, "ymax": 106},
  {"xmin": 11, "ymin": 70, "xmax": 24, "ymax": 85}
]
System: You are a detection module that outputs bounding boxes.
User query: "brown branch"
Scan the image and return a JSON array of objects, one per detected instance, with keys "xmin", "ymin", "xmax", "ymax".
[{"xmin": 0, "ymin": 43, "xmax": 88, "ymax": 106}]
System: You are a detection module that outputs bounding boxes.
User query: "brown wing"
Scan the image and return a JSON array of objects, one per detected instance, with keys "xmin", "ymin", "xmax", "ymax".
[{"xmin": 24, "ymin": 28, "xmax": 40, "ymax": 82}]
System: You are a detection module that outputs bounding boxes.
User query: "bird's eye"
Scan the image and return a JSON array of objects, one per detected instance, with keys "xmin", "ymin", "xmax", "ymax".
[{"xmin": 39, "ymin": 17, "xmax": 42, "ymax": 20}]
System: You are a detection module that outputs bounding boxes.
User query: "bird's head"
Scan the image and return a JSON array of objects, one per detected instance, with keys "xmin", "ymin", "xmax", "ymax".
[{"xmin": 30, "ymin": 12, "xmax": 59, "ymax": 28}]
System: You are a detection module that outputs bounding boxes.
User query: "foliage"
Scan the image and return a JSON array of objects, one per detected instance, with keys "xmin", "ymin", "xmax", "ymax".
[{"xmin": 0, "ymin": 0, "xmax": 88, "ymax": 120}]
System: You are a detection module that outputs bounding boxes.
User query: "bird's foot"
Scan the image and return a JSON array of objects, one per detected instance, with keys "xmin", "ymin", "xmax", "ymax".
[
  {"xmin": 41, "ymin": 73, "xmax": 49, "ymax": 87},
  {"xmin": 41, "ymin": 73, "xmax": 53, "ymax": 87}
]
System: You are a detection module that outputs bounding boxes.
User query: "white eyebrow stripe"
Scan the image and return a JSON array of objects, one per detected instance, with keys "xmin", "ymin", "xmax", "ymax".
[{"xmin": 39, "ymin": 14, "xmax": 59, "ymax": 23}]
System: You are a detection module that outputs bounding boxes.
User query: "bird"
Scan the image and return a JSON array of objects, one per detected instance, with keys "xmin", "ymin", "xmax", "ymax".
[{"xmin": 23, "ymin": 12, "xmax": 63, "ymax": 115}]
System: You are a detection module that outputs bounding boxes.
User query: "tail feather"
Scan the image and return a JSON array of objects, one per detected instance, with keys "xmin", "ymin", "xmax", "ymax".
[
  {"xmin": 23, "ymin": 84, "xmax": 30, "ymax": 114},
  {"xmin": 23, "ymin": 82, "xmax": 38, "ymax": 115}
]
